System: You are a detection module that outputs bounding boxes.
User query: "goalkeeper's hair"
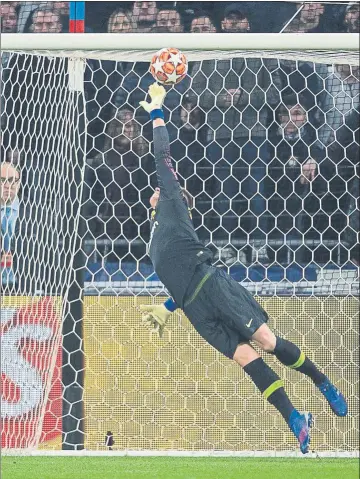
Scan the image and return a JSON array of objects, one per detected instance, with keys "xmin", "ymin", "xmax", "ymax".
[{"xmin": 181, "ymin": 187, "xmax": 193, "ymax": 209}]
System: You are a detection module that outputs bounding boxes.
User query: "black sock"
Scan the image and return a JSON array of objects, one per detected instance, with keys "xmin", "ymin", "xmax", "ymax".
[
  {"xmin": 274, "ymin": 337, "xmax": 327, "ymax": 385},
  {"xmin": 243, "ymin": 357, "xmax": 295, "ymax": 423}
]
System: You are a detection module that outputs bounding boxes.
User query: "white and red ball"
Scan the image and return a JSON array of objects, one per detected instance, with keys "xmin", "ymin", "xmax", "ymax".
[{"xmin": 150, "ymin": 47, "xmax": 188, "ymax": 85}]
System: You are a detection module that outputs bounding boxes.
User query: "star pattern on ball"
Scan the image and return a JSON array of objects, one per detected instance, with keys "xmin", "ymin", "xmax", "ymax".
[
  {"xmin": 152, "ymin": 57, "xmax": 165, "ymax": 74},
  {"xmin": 164, "ymin": 69, "xmax": 183, "ymax": 84},
  {"xmin": 169, "ymin": 51, "xmax": 183, "ymax": 67}
]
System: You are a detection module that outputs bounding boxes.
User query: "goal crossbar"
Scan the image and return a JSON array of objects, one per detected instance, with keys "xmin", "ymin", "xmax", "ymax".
[{"xmin": 2, "ymin": 33, "xmax": 359, "ymax": 64}]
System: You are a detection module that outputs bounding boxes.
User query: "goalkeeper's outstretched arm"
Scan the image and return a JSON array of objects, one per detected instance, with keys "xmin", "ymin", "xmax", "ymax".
[{"xmin": 139, "ymin": 83, "xmax": 182, "ymax": 202}]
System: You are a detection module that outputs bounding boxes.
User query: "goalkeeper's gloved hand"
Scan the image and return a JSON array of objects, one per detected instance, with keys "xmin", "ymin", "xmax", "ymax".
[
  {"xmin": 139, "ymin": 82, "xmax": 167, "ymax": 113},
  {"xmin": 140, "ymin": 303, "xmax": 171, "ymax": 338}
]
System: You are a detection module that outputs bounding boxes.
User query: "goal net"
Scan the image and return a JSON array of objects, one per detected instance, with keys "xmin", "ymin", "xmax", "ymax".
[{"xmin": 1, "ymin": 33, "xmax": 359, "ymax": 455}]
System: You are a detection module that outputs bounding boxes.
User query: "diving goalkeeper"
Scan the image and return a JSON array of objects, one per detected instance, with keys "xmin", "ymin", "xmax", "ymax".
[{"xmin": 139, "ymin": 83, "xmax": 347, "ymax": 454}]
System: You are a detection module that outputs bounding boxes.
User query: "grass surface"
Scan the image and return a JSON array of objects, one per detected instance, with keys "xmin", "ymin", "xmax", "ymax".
[{"xmin": 1, "ymin": 457, "xmax": 359, "ymax": 479}]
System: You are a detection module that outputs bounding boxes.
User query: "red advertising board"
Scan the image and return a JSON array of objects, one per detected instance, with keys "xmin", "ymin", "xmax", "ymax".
[{"xmin": 1, "ymin": 298, "xmax": 62, "ymax": 448}]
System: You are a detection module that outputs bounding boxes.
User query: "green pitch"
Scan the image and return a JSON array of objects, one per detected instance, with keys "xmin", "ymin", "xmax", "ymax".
[{"xmin": 1, "ymin": 457, "xmax": 359, "ymax": 479}]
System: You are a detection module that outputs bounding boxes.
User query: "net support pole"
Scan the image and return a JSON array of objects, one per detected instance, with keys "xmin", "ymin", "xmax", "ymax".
[{"xmin": 62, "ymin": 58, "xmax": 86, "ymax": 450}]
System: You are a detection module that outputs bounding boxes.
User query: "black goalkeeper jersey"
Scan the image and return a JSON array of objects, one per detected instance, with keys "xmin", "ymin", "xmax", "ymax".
[{"xmin": 148, "ymin": 126, "xmax": 212, "ymax": 308}]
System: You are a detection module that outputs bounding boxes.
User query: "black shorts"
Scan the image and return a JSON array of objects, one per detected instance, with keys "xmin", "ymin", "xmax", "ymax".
[{"xmin": 183, "ymin": 264, "xmax": 269, "ymax": 359}]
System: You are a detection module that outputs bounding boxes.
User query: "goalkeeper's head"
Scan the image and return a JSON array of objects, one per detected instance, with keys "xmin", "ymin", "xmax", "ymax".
[{"xmin": 150, "ymin": 187, "xmax": 193, "ymax": 210}]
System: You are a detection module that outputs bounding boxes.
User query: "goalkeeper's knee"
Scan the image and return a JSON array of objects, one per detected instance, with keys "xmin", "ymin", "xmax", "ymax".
[{"xmin": 252, "ymin": 324, "xmax": 277, "ymax": 353}]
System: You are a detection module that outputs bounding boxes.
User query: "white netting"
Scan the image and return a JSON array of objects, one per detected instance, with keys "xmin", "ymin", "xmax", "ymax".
[
  {"xmin": 1, "ymin": 47, "xmax": 359, "ymax": 453},
  {"xmin": 1, "ymin": 52, "xmax": 87, "ymax": 448}
]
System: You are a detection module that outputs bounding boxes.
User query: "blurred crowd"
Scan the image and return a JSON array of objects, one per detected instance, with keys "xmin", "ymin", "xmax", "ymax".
[
  {"xmin": 1, "ymin": 1, "xmax": 359, "ymax": 33},
  {"xmin": 1, "ymin": 2, "xmax": 359, "ymax": 292}
]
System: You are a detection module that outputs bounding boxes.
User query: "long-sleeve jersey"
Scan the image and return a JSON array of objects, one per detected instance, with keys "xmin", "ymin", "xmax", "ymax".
[{"xmin": 148, "ymin": 126, "xmax": 213, "ymax": 308}]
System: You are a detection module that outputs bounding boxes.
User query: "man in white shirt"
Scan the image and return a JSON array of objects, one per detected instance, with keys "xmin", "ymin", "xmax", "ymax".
[{"xmin": 1, "ymin": 162, "xmax": 20, "ymax": 286}]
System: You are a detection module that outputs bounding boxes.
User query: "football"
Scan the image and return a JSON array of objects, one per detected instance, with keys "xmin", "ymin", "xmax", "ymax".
[{"xmin": 150, "ymin": 47, "xmax": 188, "ymax": 85}]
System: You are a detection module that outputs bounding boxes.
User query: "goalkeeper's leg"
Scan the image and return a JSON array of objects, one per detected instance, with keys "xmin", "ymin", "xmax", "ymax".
[
  {"xmin": 233, "ymin": 343, "xmax": 312, "ymax": 454},
  {"xmin": 252, "ymin": 324, "xmax": 348, "ymax": 417}
]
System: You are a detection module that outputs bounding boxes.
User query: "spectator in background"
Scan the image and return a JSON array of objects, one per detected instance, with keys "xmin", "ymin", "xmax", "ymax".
[
  {"xmin": 52, "ymin": 1, "xmax": 69, "ymax": 17},
  {"xmin": 1, "ymin": 3, "xmax": 17, "ymax": 129},
  {"xmin": 17, "ymin": 1, "xmax": 45, "ymax": 32},
  {"xmin": 343, "ymin": 2, "xmax": 359, "ymax": 32},
  {"xmin": 3, "ymin": 148, "xmax": 22, "ymax": 167},
  {"xmin": 325, "ymin": 108, "xmax": 359, "ymax": 266},
  {"xmin": 172, "ymin": 93, "xmax": 211, "ymax": 237},
  {"xmin": 112, "ymin": 62, "xmax": 154, "ymax": 112},
  {"xmin": 342, "ymin": 116, "xmax": 359, "ymax": 267},
  {"xmin": 317, "ymin": 64, "xmax": 359, "ymax": 149},
  {"xmin": 190, "ymin": 10, "xmax": 217, "ymax": 33},
  {"xmin": 107, "ymin": 8, "xmax": 134, "ymax": 33},
  {"xmin": 153, "ymin": 6, "xmax": 184, "ymax": 33},
  {"xmin": 275, "ymin": 94, "xmax": 322, "ymax": 184},
  {"xmin": 178, "ymin": 94, "xmax": 208, "ymax": 145},
  {"xmin": 279, "ymin": 60, "xmax": 322, "ymax": 104},
  {"xmin": 270, "ymin": 93, "xmax": 325, "ymax": 263},
  {"xmin": 18, "ymin": 1, "xmax": 69, "ymax": 32},
  {"xmin": 31, "ymin": 7, "xmax": 64, "ymax": 33},
  {"xmin": 221, "ymin": 3, "xmax": 250, "ymax": 33},
  {"xmin": 0, "ymin": 158, "xmax": 57, "ymax": 294},
  {"xmin": 1, "ymin": 162, "xmax": 20, "ymax": 287},
  {"xmin": 278, "ymin": 60, "xmax": 321, "ymax": 106},
  {"xmin": 104, "ymin": 108, "xmax": 148, "ymax": 159},
  {"xmin": 0, "ymin": 2, "xmax": 17, "ymax": 89},
  {"xmin": 132, "ymin": 1, "xmax": 158, "ymax": 32},
  {"xmin": 190, "ymin": 51, "xmax": 282, "ymax": 264},
  {"xmin": 0, "ymin": 2, "xmax": 18, "ymax": 32},
  {"xmin": 345, "ymin": 174, "xmax": 359, "ymax": 266},
  {"xmin": 283, "ymin": 2, "xmax": 325, "ymax": 32},
  {"xmin": 172, "ymin": 92, "xmax": 208, "ymax": 177},
  {"xmin": 85, "ymin": 107, "xmax": 149, "ymax": 241}
]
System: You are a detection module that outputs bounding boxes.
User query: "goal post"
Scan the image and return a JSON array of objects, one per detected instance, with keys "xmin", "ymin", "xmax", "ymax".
[
  {"xmin": 1, "ymin": 30, "xmax": 359, "ymax": 456},
  {"xmin": 61, "ymin": 89, "xmax": 86, "ymax": 451}
]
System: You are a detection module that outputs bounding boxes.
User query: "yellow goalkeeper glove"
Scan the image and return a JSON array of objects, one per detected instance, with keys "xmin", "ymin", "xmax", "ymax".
[
  {"xmin": 139, "ymin": 82, "xmax": 167, "ymax": 113},
  {"xmin": 140, "ymin": 303, "xmax": 171, "ymax": 338}
]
